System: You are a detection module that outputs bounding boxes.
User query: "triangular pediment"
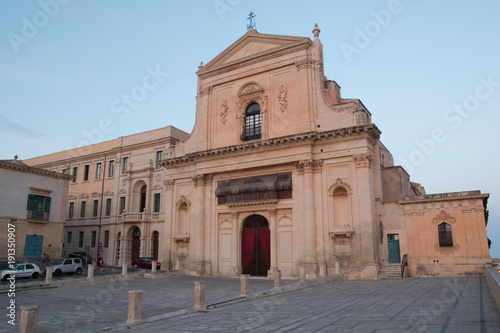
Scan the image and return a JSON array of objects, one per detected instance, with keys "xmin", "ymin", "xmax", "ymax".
[{"xmin": 197, "ymin": 30, "xmax": 312, "ymax": 77}]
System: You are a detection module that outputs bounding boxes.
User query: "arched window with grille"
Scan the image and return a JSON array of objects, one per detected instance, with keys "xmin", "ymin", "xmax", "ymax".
[
  {"xmin": 244, "ymin": 103, "xmax": 261, "ymax": 141},
  {"xmin": 438, "ymin": 222, "xmax": 453, "ymax": 247}
]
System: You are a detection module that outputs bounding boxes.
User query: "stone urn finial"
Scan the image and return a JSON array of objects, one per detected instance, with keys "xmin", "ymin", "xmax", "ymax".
[{"xmin": 313, "ymin": 23, "xmax": 320, "ymax": 38}]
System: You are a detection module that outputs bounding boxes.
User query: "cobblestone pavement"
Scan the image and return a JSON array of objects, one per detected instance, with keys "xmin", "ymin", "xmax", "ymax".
[
  {"xmin": 0, "ymin": 275, "xmax": 499, "ymax": 332},
  {"xmin": 0, "ymin": 274, "xmax": 284, "ymax": 333},
  {"xmin": 127, "ymin": 276, "xmax": 500, "ymax": 333}
]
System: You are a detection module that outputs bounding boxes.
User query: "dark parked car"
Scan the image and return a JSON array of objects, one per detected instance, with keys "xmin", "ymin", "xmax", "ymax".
[
  {"xmin": 131, "ymin": 257, "xmax": 161, "ymax": 269},
  {"xmin": 69, "ymin": 251, "xmax": 92, "ymax": 266}
]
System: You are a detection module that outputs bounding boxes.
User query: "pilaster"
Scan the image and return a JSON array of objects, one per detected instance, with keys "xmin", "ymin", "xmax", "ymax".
[{"xmin": 296, "ymin": 159, "xmax": 322, "ymax": 278}]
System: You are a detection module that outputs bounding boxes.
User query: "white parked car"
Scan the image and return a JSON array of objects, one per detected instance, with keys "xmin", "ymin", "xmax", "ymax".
[
  {"xmin": 1, "ymin": 263, "xmax": 42, "ymax": 281},
  {"xmin": 47, "ymin": 258, "xmax": 83, "ymax": 276}
]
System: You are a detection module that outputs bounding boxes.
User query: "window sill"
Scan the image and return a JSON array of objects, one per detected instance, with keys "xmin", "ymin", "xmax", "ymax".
[{"xmin": 27, "ymin": 219, "xmax": 48, "ymax": 224}]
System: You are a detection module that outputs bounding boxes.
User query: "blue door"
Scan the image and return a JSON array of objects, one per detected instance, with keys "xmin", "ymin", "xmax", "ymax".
[
  {"xmin": 24, "ymin": 235, "xmax": 43, "ymax": 259},
  {"xmin": 387, "ymin": 234, "xmax": 401, "ymax": 263}
]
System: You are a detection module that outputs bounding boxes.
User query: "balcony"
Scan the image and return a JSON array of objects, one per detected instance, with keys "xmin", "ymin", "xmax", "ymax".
[
  {"xmin": 329, "ymin": 225, "xmax": 354, "ymax": 238},
  {"xmin": 119, "ymin": 211, "xmax": 162, "ymax": 223}
]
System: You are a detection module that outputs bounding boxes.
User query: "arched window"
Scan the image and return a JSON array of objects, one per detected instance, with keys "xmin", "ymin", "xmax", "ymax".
[
  {"xmin": 140, "ymin": 185, "xmax": 147, "ymax": 212},
  {"xmin": 438, "ymin": 222, "xmax": 453, "ymax": 247},
  {"xmin": 244, "ymin": 103, "xmax": 261, "ymax": 141}
]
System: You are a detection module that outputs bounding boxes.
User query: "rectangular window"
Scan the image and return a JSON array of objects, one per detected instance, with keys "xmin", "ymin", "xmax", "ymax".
[
  {"xmin": 67, "ymin": 232, "xmax": 72, "ymax": 244},
  {"xmin": 62, "ymin": 168, "xmax": 67, "ymax": 174},
  {"xmin": 95, "ymin": 162, "xmax": 102, "ymax": 179},
  {"xmin": 92, "ymin": 200, "xmax": 99, "ymax": 217},
  {"xmin": 108, "ymin": 160, "xmax": 114, "ymax": 178},
  {"xmin": 78, "ymin": 231, "xmax": 84, "ymax": 247},
  {"xmin": 156, "ymin": 151, "xmax": 163, "ymax": 169},
  {"xmin": 72, "ymin": 167, "xmax": 78, "ymax": 183},
  {"xmin": 154, "ymin": 193, "xmax": 161, "ymax": 213},
  {"xmin": 122, "ymin": 157, "xmax": 128, "ymax": 174},
  {"xmin": 27, "ymin": 194, "xmax": 51, "ymax": 220},
  {"xmin": 91, "ymin": 231, "xmax": 96, "ymax": 248},
  {"xmin": 105, "ymin": 198, "xmax": 112, "ymax": 216},
  {"xmin": 83, "ymin": 165, "xmax": 89, "ymax": 181},
  {"xmin": 80, "ymin": 201, "xmax": 86, "ymax": 218},
  {"xmin": 104, "ymin": 231, "xmax": 109, "ymax": 248},
  {"xmin": 119, "ymin": 197, "xmax": 126, "ymax": 214},
  {"xmin": 68, "ymin": 202, "xmax": 74, "ymax": 219}
]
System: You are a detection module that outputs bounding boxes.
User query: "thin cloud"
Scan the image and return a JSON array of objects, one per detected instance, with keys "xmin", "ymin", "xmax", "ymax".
[{"xmin": 0, "ymin": 114, "xmax": 43, "ymax": 138}]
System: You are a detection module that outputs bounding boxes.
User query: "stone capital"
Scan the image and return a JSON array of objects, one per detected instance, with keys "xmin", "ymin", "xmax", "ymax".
[
  {"xmin": 353, "ymin": 153, "xmax": 373, "ymax": 168},
  {"xmin": 296, "ymin": 159, "xmax": 322, "ymax": 173},
  {"xmin": 192, "ymin": 174, "xmax": 212, "ymax": 187},
  {"xmin": 163, "ymin": 179, "xmax": 175, "ymax": 191},
  {"xmin": 198, "ymin": 85, "xmax": 212, "ymax": 96}
]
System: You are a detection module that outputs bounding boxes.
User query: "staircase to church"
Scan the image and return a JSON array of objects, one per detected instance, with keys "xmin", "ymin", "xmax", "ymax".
[{"xmin": 378, "ymin": 264, "xmax": 402, "ymax": 280}]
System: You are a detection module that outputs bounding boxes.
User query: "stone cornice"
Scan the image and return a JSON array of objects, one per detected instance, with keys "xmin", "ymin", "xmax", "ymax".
[
  {"xmin": 399, "ymin": 191, "xmax": 489, "ymax": 205},
  {"xmin": 0, "ymin": 161, "xmax": 72, "ymax": 180},
  {"xmin": 23, "ymin": 135, "xmax": 182, "ymax": 170},
  {"xmin": 162, "ymin": 124, "xmax": 381, "ymax": 167},
  {"xmin": 227, "ymin": 199, "xmax": 279, "ymax": 208}
]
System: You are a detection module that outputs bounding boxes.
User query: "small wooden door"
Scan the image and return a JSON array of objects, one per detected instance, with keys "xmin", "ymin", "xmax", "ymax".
[
  {"xmin": 387, "ymin": 234, "xmax": 401, "ymax": 263},
  {"xmin": 24, "ymin": 235, "xmax": 43, "ymax": 259},
  {"xmin": 131, "ymin": 228, "xmax": 141, "ymax": 260}
]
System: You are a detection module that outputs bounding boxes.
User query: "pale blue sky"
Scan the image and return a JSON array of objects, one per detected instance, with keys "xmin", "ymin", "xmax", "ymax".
[{"xmin": 1, "ymin": 0, "xmax": 499, "ymax": 257}]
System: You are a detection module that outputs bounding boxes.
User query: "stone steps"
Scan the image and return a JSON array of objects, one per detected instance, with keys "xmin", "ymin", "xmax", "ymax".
[{"xmin": 378, "ymin": 265, "xmax": 402, "ymax": 280}]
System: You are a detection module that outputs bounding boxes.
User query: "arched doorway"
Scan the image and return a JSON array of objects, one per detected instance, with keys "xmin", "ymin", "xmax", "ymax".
[
  {"xmin": 152, "ymin": 231, "xmax": 159, "ymax": 260},
  {"xmin": 131, "ymin": 227, "xmax": 141, "ymax": 261},
  {"xmin": 140, "ymin": 185, "xmax": 147, "ymax": 212},
  {"xmin": 242, "ymin": 215, "xmax": 270, "ymax": 276},
  {"xmin": 115, "ymin": 232, "xmax": 121, "ymax": 264}
]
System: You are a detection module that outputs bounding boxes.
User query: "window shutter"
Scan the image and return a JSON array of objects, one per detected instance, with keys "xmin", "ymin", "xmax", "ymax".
[
  {"xmin": 27, "ymin": 194, "xmax": 35, "ymax": 210},
  {"xmin": 44, "ymin": 197, "xmax": 51, "ymax": 212}
]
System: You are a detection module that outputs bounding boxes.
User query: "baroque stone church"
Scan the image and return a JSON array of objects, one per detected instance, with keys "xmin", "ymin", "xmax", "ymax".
[{"xmin": 25, "ymin": 25, "xmax": 491, "ymax": 279}]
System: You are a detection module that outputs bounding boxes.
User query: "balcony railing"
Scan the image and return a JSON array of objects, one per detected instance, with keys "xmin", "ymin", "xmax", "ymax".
[
  {"xmin": 401, "ymin": 254, "xmax": 408, "ymax": 278},
  {"xmin": 27, "ymin": 210, "xmax": 49, "ymax": 222},
  {"xmin": 119, "ymin": 211, "xmax": 163, "ymax": 222}
]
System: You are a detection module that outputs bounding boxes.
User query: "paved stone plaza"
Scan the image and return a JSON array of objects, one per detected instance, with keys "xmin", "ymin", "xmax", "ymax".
[{"xmin": 1, "ymin": 275, "xmax": 499, "ymax": 332}]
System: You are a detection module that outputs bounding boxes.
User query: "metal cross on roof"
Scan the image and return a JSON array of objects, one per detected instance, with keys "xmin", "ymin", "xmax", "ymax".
[{"xmin": 247, "ymin": 11, "xmax": 257, "ymax": 31}]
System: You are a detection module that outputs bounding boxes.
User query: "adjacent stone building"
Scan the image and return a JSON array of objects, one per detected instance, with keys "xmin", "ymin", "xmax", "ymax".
[
  {"xmin": 23, "ymin": 126, "xmax": 188, "ymax": 264},
  {"xmin": 0, "ymin": 158, "xmax": 72, "ymax": 261},
  {"xmin": 23, "ymin": 25, "xmax": 492, "ymax": 279}
]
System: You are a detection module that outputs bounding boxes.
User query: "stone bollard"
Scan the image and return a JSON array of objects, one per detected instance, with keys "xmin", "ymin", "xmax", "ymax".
[
  {"xmin": 299, "ymin": 266, "xmax": 306, "ymax": 283},
  {"xmin": 127, "ymin": 290, "xmax": 143, "ymax": 325},
  {"xmin": 335, "ymin": 261, "xmax": 340, "ymax": 275},
  {"xmin": 240, "ymin": 274, "xmax": 250, "ymax": 296},
  {"xmin": 194, "ymin": 281, "xmax": 206, "ymax": 310},
  {"xmin": 151, "ymin": 260, "xmax": 157, "ymax": 274},
  {"xmin": 122, "ymin": 263, "xmax": 128, "ymax": 276},
  {"xmin": 273, "ymin": 269, "xmax": 282, "ymax": 289},
  {"xmin": 19, "ymin": 305, "xmax": 40, "ymax": 333},
  {"xmin": 88, "ymin": 265, "xmax": 94, "ymax": 281},
  {"xmin": 319, "ymin": 263, "xmax": 326, "ymax": 277},
  {"xmin": 45, "ymin": 267, "xmax": 52, "ymax": 284}
]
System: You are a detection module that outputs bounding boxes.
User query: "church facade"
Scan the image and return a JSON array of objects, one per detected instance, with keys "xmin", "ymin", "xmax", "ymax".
[{"xmin": 24, "ymin": 25, "xmax": 491, "ymax": 279}]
